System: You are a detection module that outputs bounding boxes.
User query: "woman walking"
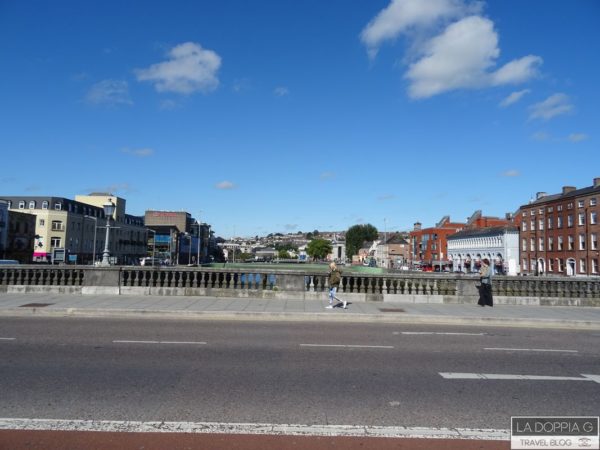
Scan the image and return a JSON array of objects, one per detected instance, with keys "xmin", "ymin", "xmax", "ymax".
[{"xmin": 326, "ymin": 262, "xmax": 346, "ymax": 309}]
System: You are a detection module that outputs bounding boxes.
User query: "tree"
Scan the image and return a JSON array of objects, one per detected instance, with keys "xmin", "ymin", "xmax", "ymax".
[
  {"xmin": 345, "ymin": 224, "xmax": 378, "ymax": 259},
  {"xmin": 306, "ymin": 238, "xmax": 332, "ymax": 261}
]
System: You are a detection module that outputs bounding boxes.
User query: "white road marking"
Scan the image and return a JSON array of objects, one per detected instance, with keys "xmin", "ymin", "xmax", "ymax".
[
  {"xmin": 0, "ymin": 337, "xmax": 16, "ymax": 341},
  {"xmin": 484, "ymin": 347, "xmax": 578, "ymax": 353},
  {"xmin": 400, "ymin": 332, "xmax": 486, "ymax": 336},
  {"xmin": 113, "ymin": 340, "xmax": 207, "ymax": 345},
  {"xmin": 440, "ymin": 372, "xmax": 600, "ymax": 384},
  {"xmin": 0, "ymin": 418, "xmax": 510, "ymax": 440},
  {"xmin": 300, "ymin": 344, "xmax": 394, "ymax": 349}
]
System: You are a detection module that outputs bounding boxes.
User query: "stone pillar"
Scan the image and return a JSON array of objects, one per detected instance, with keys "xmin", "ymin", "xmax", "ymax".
[{"xmin": 82, "ymin": 267, "xmax": 120, "ymax": 295}]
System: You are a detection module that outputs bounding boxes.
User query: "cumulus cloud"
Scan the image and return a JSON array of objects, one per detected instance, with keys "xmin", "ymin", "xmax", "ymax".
[
  {"xmin": 361, "ymin": 1, "xmax": 542, "ymax": 99},
  {"xmin": 85, "ymin": 79, "xmax": 132, "ymax": 106},
  {"xmin": 135, "ymin": 42, "xmax": 221, "ymax": 94},
  {"xmin": 215, "ymin": 181, "xmax": 236, "ymax": 190},
  {"xmin": 121, "ymin": 147, "xmax": 155, "ymax": 157},
  {"xmin": 568, "ymin": 133, "xmax": 588, "ymax": 142},
  {"xmin": 529, "ymin": 93, "xmax": 573, "ymax": 120},
  {"xmin": 274, "ymin": 86, "xmax": 289, "ymax": 97},
  {"xmin": 499, "ymin": 89, "xmax": 530, "ymax": 107}
]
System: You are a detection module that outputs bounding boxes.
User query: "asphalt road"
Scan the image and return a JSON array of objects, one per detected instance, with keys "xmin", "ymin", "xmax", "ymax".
[{"xmin": 0, "ymin": 316, "xmax": 598, "ymax": 445}]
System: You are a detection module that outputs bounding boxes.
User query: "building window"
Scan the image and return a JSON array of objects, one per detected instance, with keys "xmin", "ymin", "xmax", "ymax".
[
  {"xmin": 28, "ymin": 201, "xmax": 36, "ymax": 209},
  {"xmin": 592, "ymin": 259, "xmax": 598, "ymax": 274},
  {"xmin": 579, "ymin": 259, "xmax": 586, "ymax": 274},
  {"xmin": 547, "ymin": 217, "xmax": 553, "ymax": 229},
  {"xmin": 568, "ymin": 235, "xmax": 574, "ymax": 251},
  {"xmin": 548, "ymin": 258, "xmax": 553, "ymax": 272},
  {"xmin": 567, "ymin": 202, "xmax": 573, "ymax": 210},
  {"xmin": 530, "ymin": 238, "xmax": 535, "ymax": 251},
  {"xmin": 578, "ymin": 212, "xmax": 585, "ymax": 226},
  {"xmin": 538, "ymin": 208, "xmax": 543, "ymax": 215},
  {"xmin": 591, "ymin": 212, "xmax": 598, "ymax": 225},
  {"xmin": 54, "ymin": 203, "xmax": 62, "ymax": 210},
  {"xmin": 530, "ymin": 220, "xmax": 535, "ymax": 231},
  {"xmin": 522, "ymin": 221, "xmax": 527, "ymax": 232},
  {"xmin": 557, "ymin": 258, "xmax": 563, "ymax": 272},
  {"xmin": 557, "ymin": 205, "xmax": 563, "ymax": 212},
  {"xmin": 538, "ymin": 237, "xmax": 544, "ymax": 251},
  {"xmin": 50, "ymin": 237, "xmax": 61, "ymax": 247},
  {"xmin": 530, "ymin": 210, "xmax": 535, "ymax": 216},
  {"xmin": 18, "ymin": 201, "xmax": 25, "ymax": 209},
  {"xmin": 567, "ymin": 215, "xmax": 573, "ymax": 227},
  {"xmin": 592, "ymin": 233, "xmax": 598, "ymax": 251},
  {"xmin": 51, "ymin": 220, "xmax": 64, "ymax": 231},
  {"xmin": 547, "ymin": 207, "xmax": 554, "ymax": 213},
  {"xmin": 591, "ymin": 198, "xmax": 597, "ymax": 206},
  {"xmin": 557, "ymin": 216, "xmax": 563, "ymax": 228},
  {"xmin": 42, "ymin": 201, "xmax": 49, "ymax": 209},
  {"xmin": 548, "ymin": 237, "xmax": 553, "ymax": 251},
  {"xmin": 522, "ymin": 238, "xmax": 527, "ymax": 251},
  {"xmin": 538, "ymin": 219, "xmax": 544, "ymax": 230},
  {"xmin": 530, "ymin": 260, "xmax": 536, "ymax": 271},
  {"xmin": 579, "ymin": 234, "xmax": 586, "ymax": 250},
  {"xmin": 558, "ymin": 236, "xmax": 564, "ymax": 251},
  {"xmin": 578, "ymin": 200, "xmax": 584, "ymax": 208},
  {"xmin": 522, "ymin": 259, "xmax": 527, "ymax": 271},
  {"xmin": 39, "ymin": 219, "xmax": 45, "ymax": 226}
]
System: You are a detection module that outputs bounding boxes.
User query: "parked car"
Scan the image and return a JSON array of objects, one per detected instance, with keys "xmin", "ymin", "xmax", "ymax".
[
  {"xmin": 140, "ymin": 257, "xmax": 162, "ymax": 266},
  {"xmin": 0, "ymin": 259, "xmax": 20, "ymax": 265}
]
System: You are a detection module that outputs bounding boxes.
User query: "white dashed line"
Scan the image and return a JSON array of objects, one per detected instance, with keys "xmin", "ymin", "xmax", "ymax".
[
  {"xmin": 484, "ymin": 347, "xmax": 578, "ymax": 353},
  {"xmin": 400, "ymin": 332, "xmax": 486, "ymax": 336},
  {"xmin": 0, "ymin": 337, "xmax": 16, "ymax": 341},
  {"xmin": 113, "ymin": 340, "xmax": 207, "ymax": 345},
  {"xmin": 300, "ymin": 344, "xmax": 394, "ymax": 349},
  {"xmin": 439, "ymin": 372, "xmax": 600, "ymax": 383}
]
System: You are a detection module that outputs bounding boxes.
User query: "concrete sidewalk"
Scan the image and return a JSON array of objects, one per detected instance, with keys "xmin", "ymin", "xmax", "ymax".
[{"xmin": 1, "ymin": 293, "xmax": 599, "ymax": 330}]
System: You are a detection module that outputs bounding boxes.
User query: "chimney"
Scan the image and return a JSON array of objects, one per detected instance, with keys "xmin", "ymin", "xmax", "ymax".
[
  {"xmin": 594, "ymin": 177, "xmax": 600, "ymax": 188},
  {"xmin": 536, "ymin": 192, "xmax": 547, "ymax": 200},
  {"xmin": 413, "ymin": 222, "xmax": 422, "ymax": 231},
  {"xmin": 562, "ymin": 186, "xmax": 576, "ymax": 194}
]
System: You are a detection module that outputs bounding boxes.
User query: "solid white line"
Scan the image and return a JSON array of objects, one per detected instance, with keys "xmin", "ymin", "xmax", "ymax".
[
  {"xmin": 484, "ymin": 347, "xmax": 578, "ymax": 353},
  {"xmin": 401, "ymin": 332, "xmax": 486, "ymax": 336},
  {"xmin": 0, "ymin": 418, "xmax": 510, "ymax": 440},
  {"xmin": 300, "ymin": 344, "xmax": 394, "ymax": 349},
  {"xmin": 440, "ymin": 372, "xmax": 600, "ymax": 383},
  {"xmin": 113, "ymin": 340, "xmax": 207, "ymax": 345},
  {"xmin": 0, "ymin": 337, "xmax": 16, "ymax": 341}
]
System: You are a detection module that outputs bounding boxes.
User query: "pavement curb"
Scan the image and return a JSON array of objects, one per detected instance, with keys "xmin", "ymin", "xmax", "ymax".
[{"xmin": 2, "ymin": 307, "xmax": 600, "ymax": 330}]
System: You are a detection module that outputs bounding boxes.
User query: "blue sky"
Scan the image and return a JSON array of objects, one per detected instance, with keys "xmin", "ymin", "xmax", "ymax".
[{"xmin": 1, "ymin": 1, "xmax": 598, "ymax": 238}]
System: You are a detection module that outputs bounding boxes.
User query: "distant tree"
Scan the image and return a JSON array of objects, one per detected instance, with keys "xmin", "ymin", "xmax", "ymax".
[
  {"xmin": 239, "ymin": 252, "xmax": 253, "ymax": 262},
  {"xmin": 313, "ymin": 229, "xmax": 320, "ymax": 236},
  {"xmin": 345, "ymin": 224, "xmax": 378, "ymax": 258},
  {"xmin": 306, "ymin": 238, "xmax": 332, "ymax": 261},
  {"xmin": 278, "ymin": 249, "xmax": 291, "ymax": 259},
  {"xmin": 306, "ymin": 232, "xmax": 313, "ymax": 240}
]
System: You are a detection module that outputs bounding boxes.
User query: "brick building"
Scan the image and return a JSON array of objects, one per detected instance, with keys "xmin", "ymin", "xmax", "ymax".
[
  {"xmin": 409, "ymin": 216, "xmax": 465, "ymax": 270},
  {"xmin": 518, "ymin": 177, "xmax": 600, "ymax": 276}
]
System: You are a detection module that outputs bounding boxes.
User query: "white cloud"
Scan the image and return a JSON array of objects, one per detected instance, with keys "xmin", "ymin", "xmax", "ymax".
[
  {"xmin": 377, "ymin": 194, "xmax": 397, "ymax": 201},
  {"xmin": 135, "ymin": 42, "xmax": 221, "ymax": 94},
  {"xmin": 85, "ymin": 79, "xmax": 132, "ymax": 106},
  {"xmin": 274, "ymin": 86, "xmax": 289, "ymax": 97},
  {"xmin": 360, "ymin": 0, "xmax": 469, "ymax": 60},
  {"xmin": 499, "ymin": 89, "xmax": 530, "ymax": 107},
  {"xmin": 568, "ymin": 133, "xmax": 588, "ymax": 142},
  {"xmin": 320, "ymin": 171, "xmax": 335, "ymax": 180},
  {"xmin": 501, "ymin": 169, "xmax": 520, "ymax": 177},
  {"xmin": 529, "ymin": 93, "xmax": 573, "ymax": 120},
  {"xmin": 121, "ymin": 147, "xmax": 155, "ymax": 157},
  {"xmin": 531, "ymin": 131, "xmax": 550, "ymax": 141},
  {"xmin": 406, "ymin": 16, "xmax": 541, "ymax": 98},
  {"xmin": 215, "ymin": 181, "xmax": 236, "ymax": 190}
]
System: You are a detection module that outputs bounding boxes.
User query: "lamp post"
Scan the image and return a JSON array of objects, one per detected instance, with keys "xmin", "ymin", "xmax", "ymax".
[
  {"xmin": 146, "ymin": 228, "xmax": 156, "ymax": 266},
  {"xmin": 84, "ymin": 215, "xmax": 98, "ymax": 265},
  {"xmin": 196, "ymin": 220, "xmax": 201, "ymax": 265},
  {"xmin": 185, "ymin": 233, "xmax": 192, "ymax": 265},
  {"xmin": 101, "ymin": 201, "xmax": 116, "ymax": 266}
]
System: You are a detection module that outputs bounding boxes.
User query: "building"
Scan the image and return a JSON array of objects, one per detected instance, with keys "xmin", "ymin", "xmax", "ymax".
[
  {"xmin": 518, "ymin": 178, "xmax": 600, "ymax": 276},
  {"xmin": 0, "ymin": 200, "xmax": 7, "ymax": 259},
  {"xmin": 447, "ymin": 226, "xmax": 520, "ymax": 275},
  {"xmin": 376, "ymin": 234, "xmax": 410, "ymax": 269},
  {"xmin": 3, "ymin": 194, "xmax": 146, "ymax": 264},
  {"xmin": 144, "ymin": 210, "xmax": 210, "ymax": 264},
  {"xmin": 5, "ymin": 210, "xmax": 36, "ymax": 263},
  {"xmin": 409, "ymin": 217, "xmax": 465, "ymax": 270}
]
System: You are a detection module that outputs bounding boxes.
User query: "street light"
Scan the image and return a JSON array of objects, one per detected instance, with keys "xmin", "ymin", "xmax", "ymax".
[
  {"xmin": 101, "ymin": 201, "xmax": 116, "ymax": 266},
  {"xmin": 84, "ymin": 215, "xmax": 98, "ymax": 265}
]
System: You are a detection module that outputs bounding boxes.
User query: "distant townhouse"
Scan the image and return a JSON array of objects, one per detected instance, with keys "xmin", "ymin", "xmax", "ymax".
[
  {"xmin": 518, "ymin": 178, "xmax": 600, "ymax": 277},
  {"xmin": 409, "ymin": 216, "xmax": 465, "ymax": 270},
  {"xmin": 376, "ymin": 234, "xmax": 410, "ymax": 269}
]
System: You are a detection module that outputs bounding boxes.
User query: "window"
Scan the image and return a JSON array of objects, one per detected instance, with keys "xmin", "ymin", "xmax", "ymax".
[
  {"xmin": 539, "ymin": 219, "xmax": 544, "ymax": 231},
  {"xmin": 578, "ymin": 200, "xmax": 584, "ymax": 208},
  {"xmin": 548, "ymin": 258, "xmax": 553, "ymax": 272},
  {"xmin": 567, "ymin": 202, "xmax": 573, "ymax": 210},
  {"xmin": 568, "ymin": 235, "xmax": 574, "ymax": 250},
  {"xmin": 591, "ymin": 198, "xmax": 597, "ymax": 206},
  {"xmin": 593, "ymin": 259, "xmax": 598, "ymax": 275},
  {"xmin": 567, "ymin": 215, "xmax": 573, "ymax": 227},
  {"xmin": 579, "ymin": 259, "xmax": 586, "ymax": 274},
  {"xmin": 50, "ymin": 237, "xmax": 61, "ymax": 247},
  {"xmin": 557, "ymin": 216, "xmax": 563, "ymax": 228},
  {"xmin": 51, "ymin": 220, "xmax": 64, "ymax": 231},
  {"xmin": 557, "ymin": 205, "xmax": 563, "ymax": 212},
  {"xmin": 522, "ymin": 221, "xmax": 527, "ymax": 232},
  {"xmin": 530, "ymin": 260, "xmax": 536, "ymax": 271},
  {"xmin": 547, "ymin": 207, "xmax": 554, "ymax": 213},
  {"xmin": 28, "ymin": 201, "xmax": 36, "ymax": 209},
  {"xmin": 54, "ymin": 203, "xmax": 62, "ymax": 210},
  {"xmin": 548, "ymin": 237, "xmax": 554, "ymax": 251},
  {"xmin": 592, "ymin": 234, "xmax": 598, "ymax": 251},
  {"xmin": 42, "ymin": 201, "xmax": 49, "ymax": 209},
  {"xmin": 578, "ymin": 212, "xmax": 585, "ymax": 226},
  {"xmin": 547, "ymin": 217, "xmax": 553, "ymax": 229},
  {"xmin": 522, "ymin": 259, "xmax": 528, "ymax": 271},
  {"xmin": 538, "ymin": 237, "xmax": 544, "ymax": 251},
  {"xmin": 591, "ymin": 212, "xmax": 598, "ymax": 225},
  {"xmin": 18, "ymin": 201, "xmax": 25, "ymax": 209},
  {"xmin": 558, "ymin": 236, "xmax": 564, "ymax": 251},
  {"xmin": 579, "ymin": 234, "xmax": 586, "ymax": 250},
  {"xmin": 522, "ymin": 212, "xmax": 527, "ymax": 217},
  {"xmin": 530, "ymin": 210, "xmax": 535, "ymax": 216},
  {"xmin": 39, "ymin": 219, "xmax": 45, "ymax": 226},
  {"xmin": 530, "ymin": 220, "xmax": 535, "ymax": 231},
  {"xmin": 530, "ymin": 238, "xmax": 535, "ymax": 251},
  {"xmin": 522, "ymin": 238, "xmax": 527, "ymax": 251},
  {"xmin": 538, "ymin": 208, "xmax": 543, "ymax": 215},
  {"xmin": 557, "ymin": 258, "xmax": 564, "ymax": 272}
]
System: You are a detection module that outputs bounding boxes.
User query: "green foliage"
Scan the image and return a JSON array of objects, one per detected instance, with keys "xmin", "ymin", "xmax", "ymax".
[
  {"xmin": 345, "ymin": 224, "xmax": 379, "ymax": 258},
  {"xmin": 278, "ymin": 249, "xmax": 291, "ymax": 259},
  {"xmin": 306, "ymin": 238, "xmax": 332, "ymax": 261}
]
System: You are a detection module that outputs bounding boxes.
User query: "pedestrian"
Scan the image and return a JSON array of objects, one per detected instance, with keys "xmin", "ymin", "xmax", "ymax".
[
  {"xmin": 326, "ymin": 262, "xmax": 346, "ymax": 309},
  {"xmin": 478, "ymin": 258, "xmax": 493, "ymax": 307}
]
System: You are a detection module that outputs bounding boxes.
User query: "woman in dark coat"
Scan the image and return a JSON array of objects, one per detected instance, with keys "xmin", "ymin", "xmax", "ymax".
[{"xmin": 478, "ymin": 258, "xmax": 493, "ymax": 307}]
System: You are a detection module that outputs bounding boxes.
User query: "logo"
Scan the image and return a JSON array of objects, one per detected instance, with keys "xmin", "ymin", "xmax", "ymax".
[{"xmin": 511, "ymin": 417, "xmax": 599, "ymax": 449}]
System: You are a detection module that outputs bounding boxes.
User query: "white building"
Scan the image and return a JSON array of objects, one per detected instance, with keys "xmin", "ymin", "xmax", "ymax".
[{"xmin": 447, "ymin": 226, "xmax": 520, "ymax": 275}]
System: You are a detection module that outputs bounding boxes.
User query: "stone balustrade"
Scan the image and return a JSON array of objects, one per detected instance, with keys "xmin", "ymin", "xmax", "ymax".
[{"xmin": 1, "ymin": 265, "xmax": 599, "ymax": 306}]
